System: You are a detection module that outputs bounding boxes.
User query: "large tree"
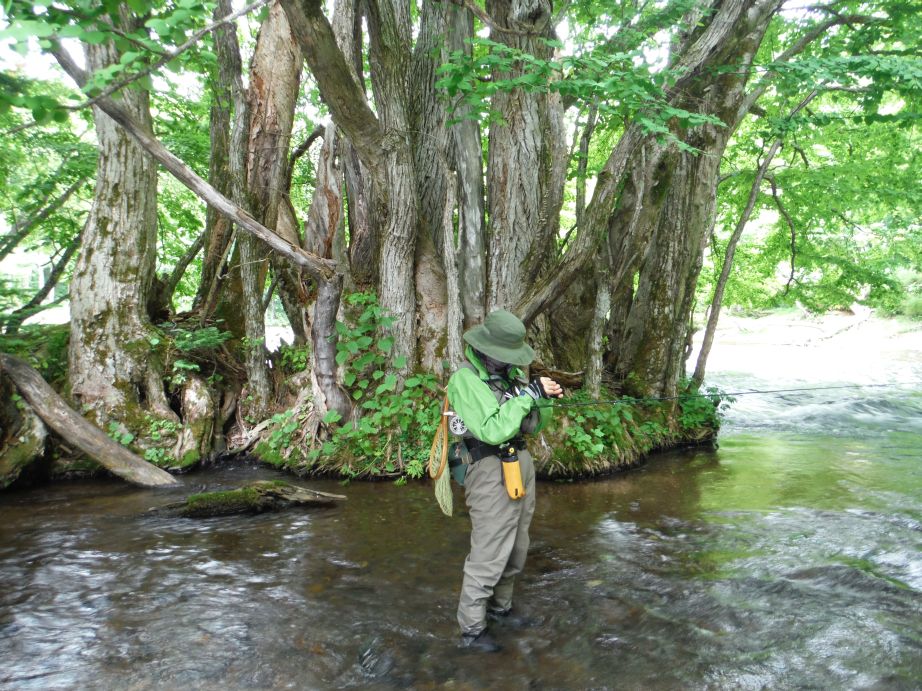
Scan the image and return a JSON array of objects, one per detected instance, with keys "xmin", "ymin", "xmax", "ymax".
[{"xmin": 0, "ymin": 0, "xmax": 918, "ymax": 479}]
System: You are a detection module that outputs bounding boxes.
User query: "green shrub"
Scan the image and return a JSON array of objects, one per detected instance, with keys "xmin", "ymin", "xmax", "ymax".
[
  {"xmin": 677, "ymin": 380, "xmax": 734, "ymax": 431},
  {"xmin": 315, "ymin": 293, "xmax": 440, "ymax": 479},
  {"xmin": 901, "ymin": 295, "xmax": 922, "ymax": 319}
]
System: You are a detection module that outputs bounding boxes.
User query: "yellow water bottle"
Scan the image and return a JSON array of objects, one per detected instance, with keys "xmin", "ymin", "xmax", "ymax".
[{"xmin": 500, "ymin": 446, "xmax": 525, "ymax": 500}]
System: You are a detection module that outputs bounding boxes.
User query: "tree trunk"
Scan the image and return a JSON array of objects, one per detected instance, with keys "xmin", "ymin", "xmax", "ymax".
[
  {"xmin": 247, "ymin": 0, "xmax": 309, "ymax": 348},
  {"xmin": 68, "ymin": 25, "xmax": 176, "ymax": 430},
  {"xmin": 485, "ymin": 0, "xmax": 566, "ymax": 312},
  {"xmin": 0, "ymin": 371, "xmax": 47, "ymax": 488},
  {"xmin": 330, "ymin": 0, "xmax": 376, "ymax": 290},
  {"xmin": 301, "ymin": 124, "xmax": 351, "ymax": 418},
  {"xmin": 448, "ymin": 6, "xmax": 487, "ymax": 329},
  {"xmin": 605, "ymin": 0, "xmax": 782, "ymax": 397},
  {"xmin": 365, "ymin": 0, "xmax": 419, "ymax": 372},
  {"xmin": 192, "ymin": 0, "xmax": 236, "ymax": 316}
]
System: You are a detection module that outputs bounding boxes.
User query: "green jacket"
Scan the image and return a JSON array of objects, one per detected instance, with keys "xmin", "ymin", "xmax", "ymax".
[{"xmin": 446, "ymin": 346, "xmax": 553, "ymax": 446}]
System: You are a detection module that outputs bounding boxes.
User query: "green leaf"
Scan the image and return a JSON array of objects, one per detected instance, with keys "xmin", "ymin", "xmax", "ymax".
[
  {"xmin": 343, "ymin": 371, "xmax": 356, "ymax": 386},
  {"xmin": 83, "ymin": 30, "xmax": 109, "ymax": 45},
  {"xmin": 322, "ymin": 410, "xmax": 342, "ymax": 424}
]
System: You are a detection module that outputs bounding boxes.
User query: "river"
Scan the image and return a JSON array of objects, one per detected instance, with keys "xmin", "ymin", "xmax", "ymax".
[{"xmin": 1, "ymin": 313, "xmax": 920, "ymax": 689}]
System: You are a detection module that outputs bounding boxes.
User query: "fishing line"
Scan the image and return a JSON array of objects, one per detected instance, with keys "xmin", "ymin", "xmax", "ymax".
[{"xmin": 550, "ymin": 383, "xmax": 921, "ymax": 408}]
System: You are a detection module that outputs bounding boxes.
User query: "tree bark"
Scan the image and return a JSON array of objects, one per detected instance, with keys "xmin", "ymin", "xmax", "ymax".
[
  {"xmin": 1, "ymin": 354, "xmax": 179, "ymax": 487},
  {"xmin": 301, "ymin": 123, "xmax": 351, "ymax": 418},
  {"xmin": 0, "ymin": 372, "xmax": 47, "ymax": 488},
  {"xmin": 331, "ymin": 0, "xmax": 376, "ymax": 289},
  {"xmin": 282, "ymin": 0, "xmax": 419, "ymax": 372},
  {"xmin": 610, "ymin": 0, "xmax": 783, "ymax": 398},
  {"xmin": 67, "ymin": 24, "xmax": 175, "ymax": 428},
  {"xmin": 50, "ymin": 46, "xmax": 338, "ymax": 283},
  {"xmin": 445, "ymin": 4, "xmax": 486, "ymax": 328},
  {"xmin": 247, "ymin": 0, "xmax": 309, "ymax": 348},
  {"xmin": 485, "ymin": 0, "xmax": 566, "ymax": 312},
  {"xmin": 192, "ymin": 0, "xmax": 235, "ymax": 316}
]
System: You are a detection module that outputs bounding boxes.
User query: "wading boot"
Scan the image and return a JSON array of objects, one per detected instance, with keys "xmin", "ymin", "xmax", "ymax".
[
  {"xmin": 459, "ymin": 629, "xmax": 501, "ymax": 653},
  {"xmin": 487, "ymin": 606, "xmax": 536, "ymax": 630}
]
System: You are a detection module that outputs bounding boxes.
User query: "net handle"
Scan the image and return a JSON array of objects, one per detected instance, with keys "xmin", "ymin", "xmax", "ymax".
[{"xmin": 428, "ymin": 394, "xmax": 449, "ymax": 480}]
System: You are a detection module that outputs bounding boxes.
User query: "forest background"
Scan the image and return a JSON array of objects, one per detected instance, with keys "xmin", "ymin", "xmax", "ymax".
[{"xmin": 0, "ymin": 0, "xmax": 919, "ymax": 488}]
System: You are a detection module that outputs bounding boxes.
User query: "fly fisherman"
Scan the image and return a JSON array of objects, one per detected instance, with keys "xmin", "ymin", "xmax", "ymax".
[{"xmin": 447, "ymin": 309, "xmax": 563, "ymax": 652}]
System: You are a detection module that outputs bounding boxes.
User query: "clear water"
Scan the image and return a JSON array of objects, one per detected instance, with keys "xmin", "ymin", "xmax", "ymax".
[{"xmin": 1, "ymin": 319, "xmax": 921, "ymax": 689}]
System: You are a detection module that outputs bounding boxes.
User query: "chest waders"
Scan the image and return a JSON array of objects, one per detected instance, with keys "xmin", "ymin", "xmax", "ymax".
[{"xmin": 447, "ymin": 363, "xmax": 539, "ymax": 637}]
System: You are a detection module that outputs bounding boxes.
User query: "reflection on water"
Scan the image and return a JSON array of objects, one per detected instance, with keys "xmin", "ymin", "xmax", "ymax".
[{"xmin": 2, "ymin": 316, "xmax": 922, "ymax": 688}]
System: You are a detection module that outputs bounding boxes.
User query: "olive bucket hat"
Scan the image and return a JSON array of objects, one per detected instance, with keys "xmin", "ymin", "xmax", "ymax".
[{"xmin": 463, "ymin": 309, "xmax": 535, "ymax": 367}]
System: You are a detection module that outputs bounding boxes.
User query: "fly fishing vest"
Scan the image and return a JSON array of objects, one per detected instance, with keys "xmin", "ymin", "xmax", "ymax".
[{"xmin": 449, "ymin": 362, "xmax": 540, "ymax": 462}]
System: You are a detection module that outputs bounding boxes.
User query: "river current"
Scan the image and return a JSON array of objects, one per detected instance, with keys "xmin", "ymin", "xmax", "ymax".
[{"xmin": 1, "ymin": 314, "xmax": 920, "ymax": 689}]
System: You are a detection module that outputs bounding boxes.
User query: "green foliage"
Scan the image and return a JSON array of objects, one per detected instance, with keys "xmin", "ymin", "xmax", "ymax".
[
  {"xmin": 312, "ymin": 293, "xmax": 439, "ymax": 479},
  {"xmin": 266, "ymin": 409, "xmax": 299, "ymax": 453},
  {"xmin": 893, "ymin": 269, "xmax": 922, "ymax": 318},
  {"xmin": 677, "ymin": 382, "xmax": 734, "ymax": 432},
  {"xmin": 106, "ymin": 421, "xmax": 135, "ymax": 446},
  {"xmin": 163, "ymin": 324, "xmax": 232, "ymax": 352},
  {"xmin": 435, "ymin": 34, "xmax": 723, "ymax": 152},
  {"xmin": 0, "ymin": 323, "xmax": 69, "ymax": 385},
  {"xmin": 560, "ymin": 391, "xmax": 635, "ymax": 459},
  {"xmin": 1, "ymin": 1, "xmax": 218, "ymax": 118},
  {"xmin": 279, "ymin": 343, "xmax": 311, "ymax": 373},
  {"xmin": 152, "ymin": 322, "xmax": 232, "ymax": 389}
]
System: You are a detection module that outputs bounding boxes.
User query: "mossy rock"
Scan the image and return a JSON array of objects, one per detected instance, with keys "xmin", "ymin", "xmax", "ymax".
[{"xmin": 154, "ymin": 480, "xmax": 346, "ymax": 518}]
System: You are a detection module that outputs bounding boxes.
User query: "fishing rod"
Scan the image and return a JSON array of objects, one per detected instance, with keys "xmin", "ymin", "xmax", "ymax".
[{"xmin": 550, "ymin": 383, "xmax": 918, "ymax": 408}]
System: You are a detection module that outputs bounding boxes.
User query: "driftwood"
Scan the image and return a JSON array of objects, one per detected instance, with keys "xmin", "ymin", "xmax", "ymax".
[
  {"xmin": 0, "ymin": 354, "xmax": 179, "ymax": 488},
  {"xmin": 154, "ymin": 480, "xmax": 346, "ymax": 518}
]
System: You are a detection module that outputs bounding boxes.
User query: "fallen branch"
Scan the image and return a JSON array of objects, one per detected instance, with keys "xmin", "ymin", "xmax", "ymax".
[
  {"xmin": 152, "ymin": 480, "xmax": 345, "ymax": 517},
  {"xmin": 0, "ymin": 354, "xmax": 179, "ymax": 488}
]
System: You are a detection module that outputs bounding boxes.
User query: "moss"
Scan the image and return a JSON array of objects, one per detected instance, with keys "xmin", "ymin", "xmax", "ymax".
[
  {"xmin": 48, "ymin": 455, "xmax": 103, "ymax": 479},
  {"xmin": 181, "ymin": 480, "xmax": 297, "ymax": 517},
  {"xmin": 253, "ymin": 441, "xmax": 289, "ymax": 468},
  {"xmin": 176, "ymin": 449, "xmax": 201, "ymax": 469},
  {"xmin": 186, "ymin": 486, "xmax": 263, "ymax": 514},
  {"xmin": 0, "ymin": 430, "xmax": 45, "ymax": 489}
]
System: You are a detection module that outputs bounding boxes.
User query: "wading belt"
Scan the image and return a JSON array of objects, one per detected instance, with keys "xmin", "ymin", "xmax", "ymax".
[{"xmin": 464, "ymin": 437, "xmax": 525, "ymax": 463}]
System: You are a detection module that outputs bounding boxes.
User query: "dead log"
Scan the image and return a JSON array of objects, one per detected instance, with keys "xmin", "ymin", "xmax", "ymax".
[
  {"xmin": 154, "ymin": 480, "xmax": 346, "ymax": 518},
  {"xmin": 0, "ymin": 354, "xmax": 179, "ymax": 488}
]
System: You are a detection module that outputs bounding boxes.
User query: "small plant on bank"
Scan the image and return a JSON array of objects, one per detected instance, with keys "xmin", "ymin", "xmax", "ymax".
[
  {"xmin": 308, "ymin": 292, "xmax": 441, "ymax": 480},
  {"xmin": 560, "ymin": 390, "xmax": 635, "ymax": 459},
  {"xmin": 677, "ymin": 380, "xmax": 734, "ymax": 432},
  {"xmin": 279, "ymin": 343, "xmax": 310, "ymax": 373}
]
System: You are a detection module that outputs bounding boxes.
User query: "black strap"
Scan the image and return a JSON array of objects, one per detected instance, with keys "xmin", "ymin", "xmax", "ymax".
[{"xmin": 464, "ymin": 437, "xmax": 525, "ymax": 462}]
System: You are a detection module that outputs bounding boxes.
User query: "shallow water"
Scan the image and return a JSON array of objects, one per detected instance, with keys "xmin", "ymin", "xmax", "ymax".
[{"xmin": 2, "ymin": 320, "xmax": 921, "ymax": 689}]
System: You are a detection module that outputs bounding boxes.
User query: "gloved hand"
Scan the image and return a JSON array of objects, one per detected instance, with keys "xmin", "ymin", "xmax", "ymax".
[{"xmin": 520, "ymin": 378, "xmax": 549, "ymax": 400}]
